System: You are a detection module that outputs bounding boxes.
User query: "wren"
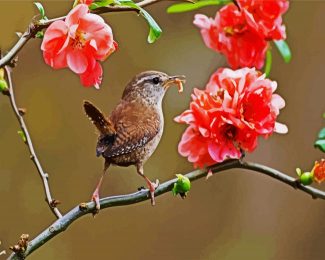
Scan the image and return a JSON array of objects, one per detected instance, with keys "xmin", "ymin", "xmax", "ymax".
[{"xmin": 84, "ymin": 71, "xmax": 185, "ymax": 213}]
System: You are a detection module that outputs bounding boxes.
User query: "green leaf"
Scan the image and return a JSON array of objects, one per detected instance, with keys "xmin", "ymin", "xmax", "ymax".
[
  {"xmin": 140, "ymin": 8, "xmax": 162, "ymax": 43},
  {"xmin": 296, "ymin": 168, "xmax": 302, "ymax": 177},
  {"xmin": 17, "ymin": 130, "xmax": 27, "ymax": 143},
  {"xmin": 264, "ymin": 49, "xmax": 272, "ymax": 77},
  {"xmin": 167, "ymin": 0, "xmax": 230, "ymax": 13},
  {"xmin": 318, "ymin": 128, "xmax": 325, "ymax": 140},
  {"xmin": 34, "ymin": 2, "xmax": 45, "ymax": 18},
  {"xmin": 35, "ymin": 31, "xmax": 44, "ymax": 39},
  {"xmin": 89, "ymin": 0, "xmax": 116, "ymax": 10},
  {"xmin": 315, "ymin": 139, "xmax": 325, "ymax": 153},
  {"xmin": 274, "ymin": 40, "xmax": 292, "ymax": 63},
  {"xmin": 119, "ymin": 0, "xmax": 162, "ymax": 43}
]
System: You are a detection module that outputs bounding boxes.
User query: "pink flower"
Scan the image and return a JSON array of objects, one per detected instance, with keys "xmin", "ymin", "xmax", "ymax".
[
  {"xmin": 238, "ymin": 0, "xmax": 289, "ymax": 40},
  {"xmin": 41, "ymin": 4, "xmax": 117, "ymax": 88},
  {"xmin": 194, "ymin": 0, "xmax": 289, "ymax": 69},
  {"xmin": 194, "ymin": 4, "xmax": 268, "ymax": 69},
  {"xmin": 175, "ymin": 67, "xmax": 287, "ymax": 168}
]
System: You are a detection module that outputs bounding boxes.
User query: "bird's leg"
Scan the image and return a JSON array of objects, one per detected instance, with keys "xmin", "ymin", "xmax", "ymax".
[
  {"xmin": 91, "ymin": 160, "xmax": 110, "ymax": 214},
  {"xmin": 136, "ymin": 164, "xmax": 159, "ymax": 206}
]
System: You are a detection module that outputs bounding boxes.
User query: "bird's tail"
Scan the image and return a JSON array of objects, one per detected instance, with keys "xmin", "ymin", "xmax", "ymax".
[{"xmin": 83, "ymin": 100, "xmax": 116, "ymax": 136}]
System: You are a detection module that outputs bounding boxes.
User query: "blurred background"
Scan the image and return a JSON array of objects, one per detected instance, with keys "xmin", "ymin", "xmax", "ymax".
[{"xmin": 1, "ymin": 1, "xmax": 325, "ymax": 259}]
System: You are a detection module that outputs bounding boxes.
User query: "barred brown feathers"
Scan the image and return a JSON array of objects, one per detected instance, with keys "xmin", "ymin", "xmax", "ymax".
[{"xmin": 83, "ymin": 100, "xmax": 116, "ymax": 136}]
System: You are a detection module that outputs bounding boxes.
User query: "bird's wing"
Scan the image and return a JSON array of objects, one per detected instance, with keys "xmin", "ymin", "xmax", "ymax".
[
  {"xmin": 83, "ymin": 100, "xmax": 117, "ymax": 156},
  {"xmin": 103, "ymin": 101, "xmax": 160, "ymax": 158}
]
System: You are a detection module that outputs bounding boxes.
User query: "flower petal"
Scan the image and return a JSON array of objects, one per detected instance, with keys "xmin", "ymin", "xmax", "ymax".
[
  {"xmin": 79, "ymin": 61, "xmax": 103, "ymax": 88},
  {"xmin": 43, "ymin": 49, "xmax": 67, "ymax": 69},
  {"xmin": 78, "ymin": 13, "xmax": 105, "ymax": 33},
  {"xmin": 67, "ymin": 50, "xmax": 88, "ymax": 74},
  {"xmin": 66, "ymin": 4, "xmax": 89, "ymax": 28},
  {"xmin": 274, "ymin": 122, "xmax": 288, "ymax": 134},
  {"xmin": 41, "ymin": 20, "xmax": 68, "ymax": 51}
]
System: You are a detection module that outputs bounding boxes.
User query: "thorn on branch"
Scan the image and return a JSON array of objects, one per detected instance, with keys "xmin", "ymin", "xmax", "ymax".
[
  {"xmin": 18, "ymin": 108, "xmax": 27, "ymax": 116},
  {"xmin": 48, "ymin": 226, "xmax": 58, "ymax": 233},
  {"xmin": 9, "ymin": 56, "xmax": 18, "ymax": 68},
  {"xmin": 79, "ymin": 202, "xmax": 88, "ymax": 211},
  {"xmin": 49, "ymin": 199, "xmax": 61, "ymax": 208},
  {"xmin": 16, "ymin": 32, "xmax": 23, "ymax": 38},
  {"xmin": 9, "ymin": 234, "xmax": 29, "ymax": 255}
]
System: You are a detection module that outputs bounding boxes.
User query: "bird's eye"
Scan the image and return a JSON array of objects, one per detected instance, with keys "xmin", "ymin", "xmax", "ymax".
[{"xmin": 152, "ymin": 77, "xmax": 160, "ymax": 85}]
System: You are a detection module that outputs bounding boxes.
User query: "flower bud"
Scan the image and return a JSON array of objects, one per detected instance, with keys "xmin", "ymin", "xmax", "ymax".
[
  {"xmin": 0, "ymin": 79, "xmax": 8, "ymax": 92},
  {"xmin": 299, "ymin": 172, "xmax": 313, "ymax": 185},
  {"xmin": 313, "ymin": 159, "xmax": 325, "ymax": 183},
  {"xmin": 172, "ymin": 174, "xmax": 191, "ymax": 198}
]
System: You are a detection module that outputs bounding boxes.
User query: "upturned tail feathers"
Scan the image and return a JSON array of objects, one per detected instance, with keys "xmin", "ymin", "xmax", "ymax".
[{"xmin": 83, "ymin": 100, "xmax": 116, "ymax": 136}]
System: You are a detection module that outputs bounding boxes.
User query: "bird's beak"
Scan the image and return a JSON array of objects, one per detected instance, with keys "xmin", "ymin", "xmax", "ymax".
[{"xmin": 163, "ymin": 75, "xmax": 186, "ymax": 93}]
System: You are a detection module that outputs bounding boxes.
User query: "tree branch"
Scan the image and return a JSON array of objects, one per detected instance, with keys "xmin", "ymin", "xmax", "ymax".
[
  {"xmin": 4, "ymin": 66, "xmax": 62, "ymax": 219},
  {"xmin": 0, "ymin": 0, "xmax": 165, "ymax": 68},
  {"xmin": 8, "ymin": 159, "xmax": 325, "ymax": 259}
]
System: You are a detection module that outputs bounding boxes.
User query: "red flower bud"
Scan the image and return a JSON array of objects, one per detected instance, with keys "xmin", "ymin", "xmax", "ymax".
[{"xmin": 313, "ymin": 159, "xmax": 325, "ymax": 183}]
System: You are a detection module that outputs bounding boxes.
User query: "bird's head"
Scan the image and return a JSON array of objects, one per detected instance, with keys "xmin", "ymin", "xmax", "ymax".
[{"xmin": 122, "ymin": 71, "xmax": 186, "ymax": 105}]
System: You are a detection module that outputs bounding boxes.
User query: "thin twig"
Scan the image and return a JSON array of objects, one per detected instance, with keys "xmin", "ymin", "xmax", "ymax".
[
  {"xmin": 0, "ymin": 0, "xmax": 164, "ymax": 68},
  {"xmin": 8, "ymin": 159, "xmax": 325, "ymax": 259},
  {"xmin": 4, "ymin": 66, "xmax": 62, "ymax": 219}
]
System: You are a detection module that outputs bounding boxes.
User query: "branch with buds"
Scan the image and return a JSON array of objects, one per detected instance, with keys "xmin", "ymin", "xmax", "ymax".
[
  {"xmin": 1, "ymin": 1, "xmax": 324, "ymax": 259},
  {"xmin": 3, "ymin": 66, "xmax": 62, "ymax": 218},
  {"xmin": 8, "ymin": 159, "xmax": 325, "ymax": 259},
  {"xmin": 0, "ymin": 0, "xmax": 188, "ymax": 218}
]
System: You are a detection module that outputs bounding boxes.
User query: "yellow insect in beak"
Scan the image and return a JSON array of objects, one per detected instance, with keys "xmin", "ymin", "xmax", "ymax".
[{"xmin": 163, "ymin": 75, "xmax": 186, "ymax": 93}]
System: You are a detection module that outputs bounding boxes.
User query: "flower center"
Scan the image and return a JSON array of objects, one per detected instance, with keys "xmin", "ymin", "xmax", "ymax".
[
  {"xmin": 72, "ymin": 31, "xmax": 86, "ymax": 50},
  {"xmin": 224, "ymin": 124, "xmax": 237, "ymax": 140},
  {"xmin": 224, "ymin": 24, "xmax": 246, "ymax": 36}
]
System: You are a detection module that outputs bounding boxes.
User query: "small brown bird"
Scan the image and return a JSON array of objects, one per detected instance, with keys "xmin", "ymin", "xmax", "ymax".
[{"xmin": 84, "ymin": 71, "xmax": 185, "ymax": 212}]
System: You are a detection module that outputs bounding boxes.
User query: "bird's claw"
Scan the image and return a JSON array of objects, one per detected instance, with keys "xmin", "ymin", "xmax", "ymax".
[
  {"xmin": 91, "ymin": 191, "xmax": 100, "ymax": 216},
  {"xmin": 149, "ymin": 179, "xmax": 159, "ymax": 206}
]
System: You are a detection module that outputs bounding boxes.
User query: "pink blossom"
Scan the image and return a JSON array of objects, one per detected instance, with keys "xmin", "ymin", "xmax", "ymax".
[
  {"xmin": 175, "ymin": 67, "xmax": 287, "ymax": 168},
  {"xmin": 41, "ymin": 4, "xmax": 117, "ymax": 88},
  {"xmin": 238, "ymin": 0, "xmax": 289, "ymax": 40},
  {"xmin": 193, "ymin": 0, "xmax": 289, "ymax": 69},
  {"xmin": 194, "ymin": 5, "xmax": 268, "ymax": 69}
]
